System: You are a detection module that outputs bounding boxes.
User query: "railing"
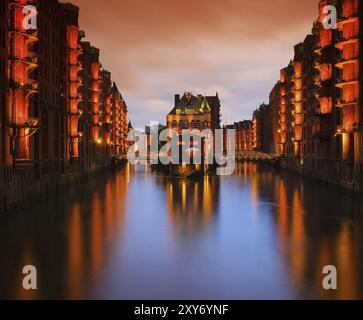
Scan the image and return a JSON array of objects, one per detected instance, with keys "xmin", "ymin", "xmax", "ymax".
[
  {"xmin": 25, "ymin": 80, "xmax": 39, "ymax": 92},
  {"xmin": 336, "ymin": 53, "xmax": 359, "ymax": 63},
  {"xmin": 336, "ymin": 123, "xmax": 358, "ymax": 134},
  {"xmin": 315, "ymin": 106, "xmax": 332, "ymax": 116},
  {"xmin": 337, "ymin": 122, "xmax": 357, "ymax": 133},
  {"xmin": 9, "ymin": 116, "xmax": 39, "ymax": 128},
  {"xmin": 8, "ymin": 27, "xmax": 38, "ymax": 38},
  {"xmin": 336, "ymin": 73, "xmax": 359, "ymax": 83},
  {"xmin": 26, "ymin": 55, "xmax": 38, "ymax": 65},
  {"xmin": 336, "ymin": 33, "xmax": 359, "ymax": 44},
  {"xmin": 339, "ymin": 11, "xmax": 359, "ymax": 21},
  {"xmin": 336, "ymin": 96, "xmax": 359, "ymax": 106}
]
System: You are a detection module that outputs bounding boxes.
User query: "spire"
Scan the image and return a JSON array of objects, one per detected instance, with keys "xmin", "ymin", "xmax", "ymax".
[{"xmin": 200, "ymin": 96, "xmax": 211, "ymax": 113}]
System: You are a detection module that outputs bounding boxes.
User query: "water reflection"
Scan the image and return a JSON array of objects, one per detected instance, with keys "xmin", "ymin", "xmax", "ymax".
[
  {"xmin": 0, "ymin": 163, "xmax": 362, "ymax": 299},
  {"xmin": 243, "ymin": 164, "xmax": 363, "ymax": 299},
  {"xmin": 158, "ymin": 176, "xmax": 220, "ymax": 238},
  {"xmin": 0, "ymin": 165, "xmax": 130, "ymax": 299}
]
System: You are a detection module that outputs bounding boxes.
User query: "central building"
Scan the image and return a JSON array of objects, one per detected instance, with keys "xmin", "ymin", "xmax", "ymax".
[{"xmin": 166, "ymin": 92, "xmax": 221, "ymax": 133}]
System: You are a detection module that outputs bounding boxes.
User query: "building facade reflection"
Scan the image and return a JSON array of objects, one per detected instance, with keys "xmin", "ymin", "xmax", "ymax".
[
  {"xmin": 66, "ymin": 165, "xmax": 130, "ymax": 298},
  {"xmin": 0, "ymin": 163, "xmax": 362, "ymax": 299},
  {"xmin": 0, "ymin": 166, "xmax": 130, "ymax": 299},
  {"xmin": 246, "ymin": 162, "xmax": 363, "ymax": 299},
  {"xmin": 157, "ymin": 175, "xmax": 220, "ymax": 238}
]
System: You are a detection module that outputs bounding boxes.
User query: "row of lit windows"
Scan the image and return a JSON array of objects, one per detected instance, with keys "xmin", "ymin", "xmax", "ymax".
[{"xmin": 170, "ymin": 120, "xmax": 210, "ymax": 129}]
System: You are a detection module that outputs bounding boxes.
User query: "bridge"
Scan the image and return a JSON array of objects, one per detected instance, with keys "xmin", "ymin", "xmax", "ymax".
[
  {"xmin": 235, "ymin": 151, "xmax": 277, "ymax": 162},
  {"xmin": 116, "ymin": 151, "xmax": 278, "ymax": 162}
]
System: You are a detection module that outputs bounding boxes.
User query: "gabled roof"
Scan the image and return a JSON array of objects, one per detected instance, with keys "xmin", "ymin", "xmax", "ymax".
[
  {"xmin": 200, "ymin": 97, "xmax": 211, "ymax": 112},
  {"xmin": 206, "ymin": 95, "xmax": 221, "ymax": 109},
  {"xmin": 168, "ymin": 92, "xmax": 215, "ymax": 115}
]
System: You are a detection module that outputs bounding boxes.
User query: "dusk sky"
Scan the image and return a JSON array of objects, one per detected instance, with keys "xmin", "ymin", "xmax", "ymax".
[{"xmin": 66, "ymin": 0, "xmax": 319, "ymax": 129}]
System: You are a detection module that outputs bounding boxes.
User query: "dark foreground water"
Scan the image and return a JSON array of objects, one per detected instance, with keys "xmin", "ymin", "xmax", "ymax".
[{"xmin": 0, "ymin": 163, "xmax": 363, "ymax": 300}]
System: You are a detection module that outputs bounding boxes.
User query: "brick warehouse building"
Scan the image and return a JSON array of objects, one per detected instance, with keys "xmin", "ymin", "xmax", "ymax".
[
  {"xmin": 222, "ymin": 121, "xmax": 253, "ymax": 155},
  {"xmin": 252, "ymin": 103, "xmax": 272, "ymax": 153},
  {"xmin": 243, "ymin": 0, "xmax": 362, "ymax": 192},
  {"xmin": 276, "ymin": 0, "xmax": 363, "ymax": 190},
  {"xmin": 0, "ymin": 0, "xmax": 9, "ymax": 183},
  {"xmin": 235, "ymin": 120, "xmax": 253, "ymax": 153},
  {"xmin": 0, "ymin": 0, "xmax": 130, "ymax": 212},
  {"xmin": 166, "ymin": 92, "xmax": 222, "ymax": 163},
  {"xmin": 268, "ymin": 83, "xmax": 281, "ymax": 154}
]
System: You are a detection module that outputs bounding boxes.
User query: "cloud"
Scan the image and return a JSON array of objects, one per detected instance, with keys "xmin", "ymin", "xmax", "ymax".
[{"xmin": 64, "ymin": 0, "xmax": 320, "ymax": 128}]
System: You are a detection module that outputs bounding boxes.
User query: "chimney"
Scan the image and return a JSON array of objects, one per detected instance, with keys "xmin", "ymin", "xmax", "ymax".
[{"xmin": 175, "ymin": 94, "xmax": 180, "ymax": 106}]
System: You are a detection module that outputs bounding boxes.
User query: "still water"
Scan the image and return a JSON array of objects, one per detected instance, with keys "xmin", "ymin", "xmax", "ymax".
[{"xmin": 0, "ymin": 163, "xmax": 363, "ymax": 300}]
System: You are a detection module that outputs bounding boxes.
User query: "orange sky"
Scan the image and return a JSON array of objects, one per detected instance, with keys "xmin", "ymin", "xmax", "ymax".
[{"xmin": 65, "ymin": 0, "xmax": 320, "ymax": 128}]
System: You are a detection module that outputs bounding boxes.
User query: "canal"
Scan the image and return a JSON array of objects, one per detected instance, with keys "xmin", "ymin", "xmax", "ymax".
[{"xmin": 0, "ymin": 163, "xmax": 363, "ymax": 299}]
